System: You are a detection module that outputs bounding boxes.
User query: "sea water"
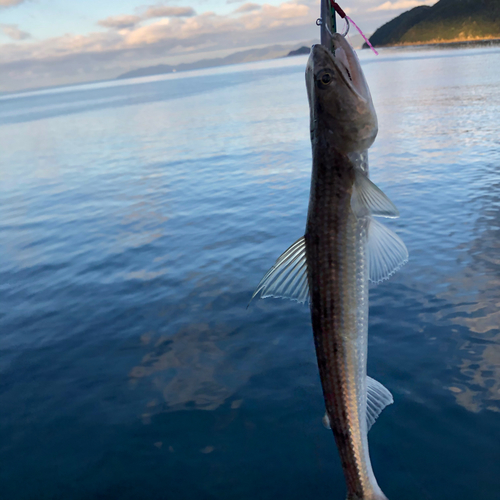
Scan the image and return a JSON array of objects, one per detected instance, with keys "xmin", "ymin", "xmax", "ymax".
[{"xmin": 1, "ymin": 45, "xmax": 500, "ymax": 500}]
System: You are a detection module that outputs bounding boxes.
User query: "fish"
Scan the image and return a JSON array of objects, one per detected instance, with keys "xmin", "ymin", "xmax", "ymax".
[{"xmin": 252, "ymin": 34, "xmax": 408, "ymax": 500}]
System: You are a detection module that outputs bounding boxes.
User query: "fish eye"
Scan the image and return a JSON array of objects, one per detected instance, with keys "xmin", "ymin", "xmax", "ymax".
[
  {"xmin": 321, "ymin": 73, "xmax": 332, "ymax": 85},
  {"xmin": 316, "ymin": 71, "xmax": 333, "ymax": 89}
]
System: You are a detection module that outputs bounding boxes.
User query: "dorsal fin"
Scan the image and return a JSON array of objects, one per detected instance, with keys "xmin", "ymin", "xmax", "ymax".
[{"xmin": 250, "ymin": 237, "xmax": 309, "ymax": 304}]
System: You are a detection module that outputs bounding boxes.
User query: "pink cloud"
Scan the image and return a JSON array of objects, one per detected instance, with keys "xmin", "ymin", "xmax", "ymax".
[
  {"xmin": 234, "ymin": 3, "xmax": 261, "ymax": 14},
  {"xmin": 98, "ymin": 15, "xmax": 142, "ymax": 29},
  {"xmin": 1, "ymin": 24, "xmax": 31, "ymax": 40},
  {"xmin": 143, "ymin": 6, "xmax": 196, "ymax": 19},
  {"xmin": 0, "ymin": 0, "xmax": 319, "ymax": 91},
  {"xmin": 0, "ymin": 0, "xmax": 26, "ymax": 7}
]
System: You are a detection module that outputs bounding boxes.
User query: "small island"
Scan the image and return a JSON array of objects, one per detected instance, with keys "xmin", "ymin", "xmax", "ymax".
[
  {"xmin": 287, "ymin": 46, "xmax": 311, "ymax": 57},
  {"xmin": 365, "ymin": 0, "xmax": 500, "ymax": 48}
]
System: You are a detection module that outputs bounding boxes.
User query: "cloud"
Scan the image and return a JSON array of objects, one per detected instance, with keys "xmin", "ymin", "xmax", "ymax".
[
  {"xmin": 0, "ymin": 24, "xmax": 31, "ymax": 40},
  {"xmin": 143, "ymin": 6, "xmax": 196, "ymax": 19},
  {"xmin": 0, "ymin": 0, "xmax": 25, "ymax": 7},
  {"xmin": 264, "ymin": 2, "xmax": 308, "ymax": 19},
  {"xmin": 98, "ymin": 15, "xmax": 142, "ymax": 29},
  {"xmin": 369, "ymin": 0, "xmax": 435, "ymax": 12},
  {"xmin": 234, "ymin": 3, "xmax": 261, "ymax": 14},
  {"xmin": 98, "ymin": 6, "xmax": 196, "ymax": 31},
  {"xmin": 1, "ymin": 0, "xmax": 317, "ymax": 91}
]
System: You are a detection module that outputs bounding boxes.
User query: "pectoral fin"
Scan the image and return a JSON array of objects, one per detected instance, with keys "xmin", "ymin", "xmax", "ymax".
[
  {"xmin": 322, "ymin": 376, "xmax": 393, "ymax": 432},
  {"xmin": 351, "ymin": 169, "xmax": 399, "ymax": 219},
  {"xmin": 250, "ymin": 236, "xmax": 309, "ymax": 305}
]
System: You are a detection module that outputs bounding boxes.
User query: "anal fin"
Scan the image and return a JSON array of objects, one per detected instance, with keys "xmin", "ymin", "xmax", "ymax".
[
  {"xmin": 366, "ymin": 376, "xmax": 393, "ymax": 431},
  {"xmin": 322, "ymin": 376, "xmax": 393, "ymax": 432},
  {"xmin": 367, "ymin": 218, "xmax": 408, "ymax": 283}
]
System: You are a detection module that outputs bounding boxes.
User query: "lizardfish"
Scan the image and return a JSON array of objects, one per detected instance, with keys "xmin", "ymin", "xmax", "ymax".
[{"xmin": 252, "ymin": 34, "xmax": 408, "ymax": 500}]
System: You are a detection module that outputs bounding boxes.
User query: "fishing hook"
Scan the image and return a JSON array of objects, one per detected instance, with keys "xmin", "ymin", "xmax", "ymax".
[{"xmin": 316, "ymin": 16, "xmax": 350, "ymax": 37}]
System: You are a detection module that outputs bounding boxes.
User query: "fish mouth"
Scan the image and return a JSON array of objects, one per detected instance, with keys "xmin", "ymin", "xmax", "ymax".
[{"xmin": 315, "ymin": 35, "xmax": 370, "ymax": 102}]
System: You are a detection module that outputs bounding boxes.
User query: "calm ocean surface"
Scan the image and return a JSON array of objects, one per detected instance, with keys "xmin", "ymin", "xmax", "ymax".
[{"xmin": 1, "ymin": 44, "xmax": 500, "ymax": 500}]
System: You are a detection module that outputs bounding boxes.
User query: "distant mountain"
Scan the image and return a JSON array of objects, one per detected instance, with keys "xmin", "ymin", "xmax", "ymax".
[
  {"xmin": 365, "ymin": 0, "xmax": 500, "ymax": 47},
  {"xmin": 117, "ymin": 42, "xmax": 314, "ymax": 80},
  {"xmin": 366, "ymin": 6, "xmax": 432, "ymax": 47},
  {"xmin": 287, "ymin": 46, "xmax": 310, "ymax": 57}
]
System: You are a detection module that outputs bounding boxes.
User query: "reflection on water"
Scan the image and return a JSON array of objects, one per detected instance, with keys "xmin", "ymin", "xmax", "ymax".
[
  {"xmin": 1, "ymin": 45, "xmax": 500, "ymax": 500},
  {"xmin": 129, "ymin": 322, "xmax": 247, "ymax": 413},
  {"xmin": 441, "ymin": 160, "xmax": 500, "ymax": 413}
]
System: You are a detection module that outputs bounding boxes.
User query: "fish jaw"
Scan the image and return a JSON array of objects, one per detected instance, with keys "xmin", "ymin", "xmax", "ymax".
[{"xmin": 306, "ymin": 37, "xmax": 377, "ymax": 154}]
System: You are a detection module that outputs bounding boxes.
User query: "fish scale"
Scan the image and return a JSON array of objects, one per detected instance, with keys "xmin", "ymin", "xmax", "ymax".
[{"xmin": 305, "ymin": 149, "xmax": 378, "ymax": 498}]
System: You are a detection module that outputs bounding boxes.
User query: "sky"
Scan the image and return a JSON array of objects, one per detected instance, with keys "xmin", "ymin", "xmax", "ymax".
[{"xmin": 0, "ymin": 0, "xmax": 436, "ymax": 92}]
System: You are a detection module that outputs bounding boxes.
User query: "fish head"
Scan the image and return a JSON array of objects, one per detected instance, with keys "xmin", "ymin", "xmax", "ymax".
[{"xmin": 306, "ymin": 34, "xmax": 378, "ymax": 153}]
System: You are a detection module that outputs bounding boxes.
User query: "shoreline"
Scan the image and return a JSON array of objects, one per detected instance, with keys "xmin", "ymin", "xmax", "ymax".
[{"xmin": 367, "ymin": 37, "xmax": 500, "ymax": 50}]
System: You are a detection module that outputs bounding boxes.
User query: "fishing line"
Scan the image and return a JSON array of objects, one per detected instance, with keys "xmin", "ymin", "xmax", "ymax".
[
  {"xmin": 318, "ymin": 1, "xmax": 379, "ymax": 55},
  {"xmin": 332, "ymin": 1, "xmax": 379, "ymax": 55}
]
